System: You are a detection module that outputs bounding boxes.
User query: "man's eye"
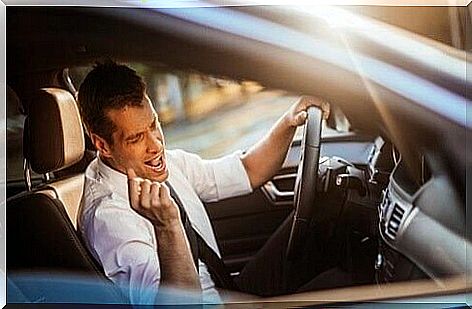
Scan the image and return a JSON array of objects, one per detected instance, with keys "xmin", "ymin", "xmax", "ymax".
[{"xmin": 129, "ymin": 134, "xmax": 143, "ymax": 144}]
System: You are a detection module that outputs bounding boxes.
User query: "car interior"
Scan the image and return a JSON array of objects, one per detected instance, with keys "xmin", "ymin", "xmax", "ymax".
[{"xmin": 5, "ymin": 5, "xmax": 470, "ymax": 305}]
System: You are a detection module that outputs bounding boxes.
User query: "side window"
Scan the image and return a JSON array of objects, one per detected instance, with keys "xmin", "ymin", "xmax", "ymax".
[
  {"xmin": 70, "ymin": 63, "xmax": 349, "ymax": 159},
  {"xmin": 6, "ymin": 86, "xmax": 26, "ymax": 182},
  {"xmin": 6, "ymin": 86, "xmax": 44, "ymax": 189}
]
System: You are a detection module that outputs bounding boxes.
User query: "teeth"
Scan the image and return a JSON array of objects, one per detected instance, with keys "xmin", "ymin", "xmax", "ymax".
[
  {"xmin": 150, "ymin": 158, "xmax": 160, "ymax": 167},
  {"xmin": 146, "ymin": 156, "xmax": 164, "ymax": 170}
]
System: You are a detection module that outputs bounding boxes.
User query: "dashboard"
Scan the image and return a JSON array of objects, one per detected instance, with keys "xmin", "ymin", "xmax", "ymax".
[
  {"xmin": 370, "ymin": 140, "xmax": 466, "ymax": 284},
  {"xmin": 284, "ymin": 134, "xmax": 466, "ymax": 286}
]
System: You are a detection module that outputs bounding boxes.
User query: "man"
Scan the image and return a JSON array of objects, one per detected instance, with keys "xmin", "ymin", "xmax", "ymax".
[{"xmin": 77, "ymin": 61, "xmax": 328, "ymax": 304}]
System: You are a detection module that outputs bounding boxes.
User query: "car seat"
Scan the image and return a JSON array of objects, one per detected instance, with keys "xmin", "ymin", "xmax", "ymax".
[{"xmin": 7, "ymin": 88, "xmax": 126, "ymax": 303}]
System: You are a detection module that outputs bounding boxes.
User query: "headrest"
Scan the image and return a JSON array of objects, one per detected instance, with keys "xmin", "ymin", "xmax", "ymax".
[{"xmin": 24, "ymin": 88, "xmax": 85, "ymax": 174}]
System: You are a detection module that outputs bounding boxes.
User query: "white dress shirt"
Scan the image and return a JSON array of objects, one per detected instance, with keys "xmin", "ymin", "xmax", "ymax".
[{"xmin": 78, "ymin": 149, "xmax": 253, "ymax": 304}]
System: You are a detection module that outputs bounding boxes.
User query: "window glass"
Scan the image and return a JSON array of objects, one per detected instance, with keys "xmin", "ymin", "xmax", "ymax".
[
  {"xmin": 6, "ymin": 86, "xmax": 26, "ymax": 182},
  {"xmin": 6, "ymin": 86, "xmax": 43, "ymax": 184},
  {"xmin": 69, "ymin": 63, "xmax": 348, "ymax": 159}
]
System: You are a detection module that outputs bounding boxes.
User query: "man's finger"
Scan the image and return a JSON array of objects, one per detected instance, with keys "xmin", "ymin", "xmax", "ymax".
[
  {"xmin": 304, "ymin": 97, "xmax": 321, "ymax": 109},
  {"xmin": 300, "ymin": 96, "xmax": 312, "ymax": 109},
  {"xmin": 150, "ymin": 182, "xmax": 161, "ymax": 207},
  {"xmin": 301, "ymin": 96, "xmax": 330, "ymax": 119},
  {"xmin": 321, "ymin": 100, "xmax": 330, "ymax": 119},
  {"xmin": 127, "ymin": 168, "xmax": 137, "ymax": 179},
  {"xmin": 140, "ymin": 179, "xmax": 152, "ymax": 209},
  {"xmin": 127, "ymin": 168, "xmax": 141, "ymax": 209},
  {"xmin": 159, "ymin": 183, "xmax": 173, "ymax": 207},
  {"xmin": 295, "ymin": 111, "xmax": 308, "ymax": 126}
]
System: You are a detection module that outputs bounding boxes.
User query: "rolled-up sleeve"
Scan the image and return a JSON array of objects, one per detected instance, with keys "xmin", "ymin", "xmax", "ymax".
[
  {"xmin": 169, "ymin": 149, "xmax": 253, "ymax": 202},
  {"xmin": 210, "ymin": 150, "xmax": 253, "ymax": 201}
]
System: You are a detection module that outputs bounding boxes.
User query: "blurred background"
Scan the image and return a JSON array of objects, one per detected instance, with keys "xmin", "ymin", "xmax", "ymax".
[
  {"xmin": 7, "ymin": 62, "xmax": 346, "ymax": 183},
  {"xmin": 70, "ymin": 63, "xmax": 301, "ymax": 158}
]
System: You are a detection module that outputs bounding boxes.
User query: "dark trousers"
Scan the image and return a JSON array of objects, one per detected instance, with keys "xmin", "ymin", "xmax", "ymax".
[
  {"xmin": 233, "ymin": 213, "xmax": 294, "ymax": 296},
  {"xmin": 233, "ymin": 212, "xmax": 351, "ymax": 297}
]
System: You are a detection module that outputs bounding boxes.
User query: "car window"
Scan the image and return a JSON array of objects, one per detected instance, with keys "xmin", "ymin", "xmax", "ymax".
[
  {"xmin": 6, "ymin": 86, "xmax": 27, "ymax": 182},
  {"xmin": 6, "ymin": 86, "xmax": 45, "ymax": 184},
  {"xmin": 70, "ymin": 63, "xmax": 348, "ymax": 159}
]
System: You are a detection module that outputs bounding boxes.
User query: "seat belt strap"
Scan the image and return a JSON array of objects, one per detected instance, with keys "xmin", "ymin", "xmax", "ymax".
[{"xmin": 166, "ymin": 182, "xmax": 236, "ymax": 290}]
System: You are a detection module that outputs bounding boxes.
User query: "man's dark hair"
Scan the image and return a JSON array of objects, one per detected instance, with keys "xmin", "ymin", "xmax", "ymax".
[{"xmin": 77, "ymin": 61, "xmax": 146, "ymax": 144}]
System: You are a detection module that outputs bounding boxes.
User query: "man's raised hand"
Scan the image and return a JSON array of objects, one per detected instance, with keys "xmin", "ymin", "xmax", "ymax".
[{"xmin": 127, "ymin": 168, "xmax": 180, "ymax": 228}]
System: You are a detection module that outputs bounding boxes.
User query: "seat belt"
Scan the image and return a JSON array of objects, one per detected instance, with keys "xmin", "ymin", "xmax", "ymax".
[{"xmin": 166, "ymin": 182, "xmax": 236, "ymax": 290}]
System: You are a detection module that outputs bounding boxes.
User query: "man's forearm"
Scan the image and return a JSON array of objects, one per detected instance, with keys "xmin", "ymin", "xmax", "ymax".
[
  {"xmin": 126, "ymin": 174, "xmax": 201, "ymax": 293},
  {"xmin": 241, "ymin": 96, "xmax": 328, "ymax": 189},
  {"xmin": 241, "ymin": 114, "xmax": 296, "ymax": 188},
  {"xmin": 154, "ymin": 223, "xmax": 201, "ymax": 291}
]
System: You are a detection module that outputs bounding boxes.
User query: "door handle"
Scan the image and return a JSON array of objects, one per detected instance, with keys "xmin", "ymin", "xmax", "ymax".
[{"xmin": 261, "ymin": 173, "xmax": 296, "ymax": 205}]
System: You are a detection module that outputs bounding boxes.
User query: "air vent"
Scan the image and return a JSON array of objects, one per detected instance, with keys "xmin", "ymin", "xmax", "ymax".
[{"xmin": 386, "ymin": 204, "xmax": 405, "ymax": 240}]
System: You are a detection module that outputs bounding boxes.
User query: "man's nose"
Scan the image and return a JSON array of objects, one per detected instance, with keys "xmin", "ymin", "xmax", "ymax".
[{"xmin": 146, "ymin": 133, "xmax": 163, "ymax": 153}]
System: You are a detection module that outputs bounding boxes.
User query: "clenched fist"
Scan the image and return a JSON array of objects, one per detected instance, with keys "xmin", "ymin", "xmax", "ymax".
[{"xmin": 127, "ymin": 168, "xmax": 181, "ymax": 228}]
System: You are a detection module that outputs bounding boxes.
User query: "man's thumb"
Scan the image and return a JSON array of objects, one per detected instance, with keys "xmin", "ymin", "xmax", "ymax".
[{"xmin": 295, "ymin": 111, "xmax": 308, "ymax": 126}]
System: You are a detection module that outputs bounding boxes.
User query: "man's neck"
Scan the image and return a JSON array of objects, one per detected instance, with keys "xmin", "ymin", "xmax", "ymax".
[{"xmin": 99, "ymin": 155, "xmax": 126, "ymax": 176}]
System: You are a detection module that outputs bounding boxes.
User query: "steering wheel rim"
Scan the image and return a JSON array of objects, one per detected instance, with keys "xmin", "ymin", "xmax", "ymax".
[{"xmin": 286, "ymin": 106, "xmax": 323, "ymax": 260}]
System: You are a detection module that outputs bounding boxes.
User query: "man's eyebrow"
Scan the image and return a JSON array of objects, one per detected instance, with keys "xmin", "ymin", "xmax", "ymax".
[
  {"xmin": 125, "ymin": 126, "xmax": 148, "ymax": 140},
  {"xmin": 125, "ymin": 131, "xmax": 143, "ymax": 141},
  {"xmin": 125, "ymin": 116, "xmax": 157, "ymax": 141}
]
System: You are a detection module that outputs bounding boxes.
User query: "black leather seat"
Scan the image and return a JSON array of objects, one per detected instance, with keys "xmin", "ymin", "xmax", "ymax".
[{"xmin": 7, "ymin": 88, "xmax": 127, "ymax": 303}]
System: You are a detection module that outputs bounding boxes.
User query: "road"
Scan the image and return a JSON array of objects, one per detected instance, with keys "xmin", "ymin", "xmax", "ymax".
[{"xmin": 163, "ymin": 91, "xmax": 297, "ymax": 158}]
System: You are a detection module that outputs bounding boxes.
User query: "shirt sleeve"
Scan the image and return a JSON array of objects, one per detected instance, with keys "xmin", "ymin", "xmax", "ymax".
[
  {"xmin": 169, "ymin": 149, "xmax": 253, "ymax": 202},
  {"xmin": 90, "ymin": 200, "xmax": 159, "ymax": 305}
]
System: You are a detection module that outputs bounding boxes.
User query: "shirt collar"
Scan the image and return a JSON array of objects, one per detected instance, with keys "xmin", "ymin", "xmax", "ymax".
[{"xmin": 96, "ymin": 154, "xmax": 129, "ymax": 201}]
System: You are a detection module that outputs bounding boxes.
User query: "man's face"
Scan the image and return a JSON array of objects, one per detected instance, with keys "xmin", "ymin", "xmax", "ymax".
[{"xmin": 102, "ymin": 96, "xmax": 169, "ymax": 182}]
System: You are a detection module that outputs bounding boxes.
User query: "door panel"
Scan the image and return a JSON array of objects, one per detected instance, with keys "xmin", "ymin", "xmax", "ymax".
[{"xmin": 206, "ymin": 188, "xmax": 292, "ymax": 272}]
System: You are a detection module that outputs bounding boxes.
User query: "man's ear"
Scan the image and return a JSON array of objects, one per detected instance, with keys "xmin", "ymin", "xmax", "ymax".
[{"xmin": 90, "ymin": 133, "xmax": 113, "ymax": 158}]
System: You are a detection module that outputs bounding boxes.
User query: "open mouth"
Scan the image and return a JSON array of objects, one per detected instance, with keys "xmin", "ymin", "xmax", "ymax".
[{"xmin": 144, "ymin": 154, "xmax": 166, "ymax": 173}]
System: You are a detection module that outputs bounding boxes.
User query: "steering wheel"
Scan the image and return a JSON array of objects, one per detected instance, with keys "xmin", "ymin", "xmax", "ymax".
[{"xmin": 286, "ymin": 106, "xmax": 323, "ymax": 260}]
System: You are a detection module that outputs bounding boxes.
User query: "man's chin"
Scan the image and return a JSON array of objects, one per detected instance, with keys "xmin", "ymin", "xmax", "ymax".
[
  {"xmin": 156, "ymin": 171, "xmax": 169, "ymax": 183},
  {"xmin": 148, "ymin": 168, "xmax": 169, "ymax": 183}
]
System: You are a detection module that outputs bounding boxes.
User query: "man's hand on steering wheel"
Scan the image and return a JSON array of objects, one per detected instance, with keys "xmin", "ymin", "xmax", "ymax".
[{"xmin": 284, "ymin": 96, "xmax": 330, "ymax": 128}]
